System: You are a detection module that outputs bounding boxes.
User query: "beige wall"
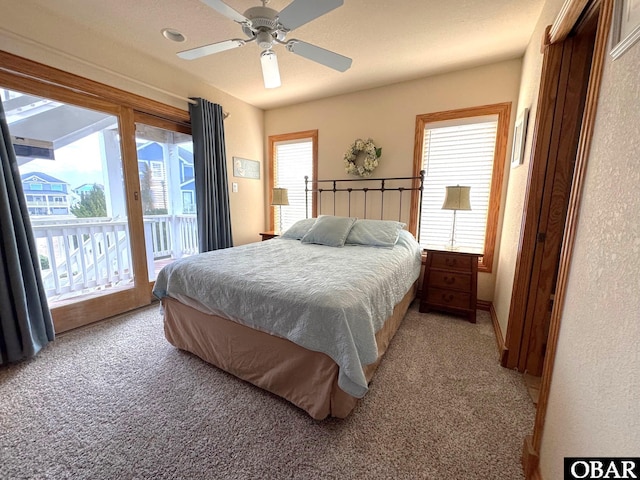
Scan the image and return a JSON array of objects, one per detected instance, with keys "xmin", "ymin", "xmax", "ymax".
[
  {"xmin": 538, "ymin": 26, "xmax": 640, "ymax": 480},
  {"xmin": 265, "ymin": 59, "xmax": 523, "ymax": 301},
  {"xmin": 0, "ymin": 3, "xmax": 265, "ymax": 245}
]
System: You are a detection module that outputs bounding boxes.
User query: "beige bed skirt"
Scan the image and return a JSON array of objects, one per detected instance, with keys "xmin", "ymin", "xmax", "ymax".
[{"xmin": 162, "ymin": 283, "xmax": 417, "ymax": 420}]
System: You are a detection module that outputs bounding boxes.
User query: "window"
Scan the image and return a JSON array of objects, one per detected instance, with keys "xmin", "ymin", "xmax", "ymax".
[
  {"xmin": 420, "ymin": 118, "xmax": 497, "ymax": 249},
  {"xmin": 1, "ymin": 50, "xmax": 191, "ymax": 332},
  {"xmin": 150, "ymin": 160, "xmax": 165, "ymax": 180},
  {"xmin": 51, "ymin": 184, "xmax": 63, "ymax": 191},
  {"xmin": 182, "ymin": 191, "xmax": 195, "ymax": 214},
  {"xmin": 181, "ymin": 164, "xmax": 194, "ymax": 183},
  {"xmin": 30, "ymin": 183, "xmax": 43, "ymax": 190},
  {"xmin": 412, "ymin": 103, "xmax": 511, "ymax": 272},
  {"xmin": 269, "ymin": 130, "xmax": 318, "ymax": 232}
]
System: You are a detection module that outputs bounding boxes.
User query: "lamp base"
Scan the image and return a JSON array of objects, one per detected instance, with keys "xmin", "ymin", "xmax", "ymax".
[{"xmin": 448, "ymin": 209, "xmax": 458, "ymax": 250}]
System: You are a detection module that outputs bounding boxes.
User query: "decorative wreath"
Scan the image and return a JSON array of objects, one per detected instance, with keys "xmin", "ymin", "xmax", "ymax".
[{"xmin": 344, "ymin": 138, "xmax": 382, "ymax": 177}]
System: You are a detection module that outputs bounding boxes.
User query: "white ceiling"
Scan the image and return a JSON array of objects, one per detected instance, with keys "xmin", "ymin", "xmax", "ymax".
[{"xmin": 24, "ymin": 0, "xmax": 545, "ymax": 110}]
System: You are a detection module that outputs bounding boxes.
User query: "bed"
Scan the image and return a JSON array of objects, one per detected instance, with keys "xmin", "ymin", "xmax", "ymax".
[{"xmin": 153, "ymin": 174, "xmax": 425, "ymax": 420}]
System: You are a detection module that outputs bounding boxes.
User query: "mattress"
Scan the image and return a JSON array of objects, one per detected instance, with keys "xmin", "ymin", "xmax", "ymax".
[
  {"xmin": 162, "ymin": 283, "xmax": 416, "ymax": 419},
  {"xmin": 153, "ymin": 230, "xmax": 422, "ymax": 398}
]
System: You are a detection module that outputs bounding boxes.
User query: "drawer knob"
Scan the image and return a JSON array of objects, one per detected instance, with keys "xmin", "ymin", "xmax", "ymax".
[
  {"xmin": 442, "ymin": 294, "xmax": 454, "ymax": 303},
  {"xmin": 445, "ymin": 258, "xmax": 457, "ymax": 267},
  {"xmin": 444, "ymin": 276, "xmax": 455, "ymax": 285}
]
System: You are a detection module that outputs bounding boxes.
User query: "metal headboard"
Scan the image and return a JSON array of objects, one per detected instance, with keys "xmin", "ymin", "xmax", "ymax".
[{"xmin": 304, "ymin": 170, "xmax": 425, "ymax": 241}]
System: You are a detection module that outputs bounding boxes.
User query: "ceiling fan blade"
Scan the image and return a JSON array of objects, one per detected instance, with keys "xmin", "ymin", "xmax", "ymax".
[
  {"xmin": 278, "ymin": 0, "xmax": 343, "ymax": 31},
  {"xmin": 200, "ymin": 0, "xmax": 250, "ymax": 25},
  {"xmin": 177, "ymin": 39, "xmax": 245, "ymax": 60},
  {"xmin": 287, "ymin": 40, "xmax": 352, "ymax": 72},
  {"xmin": 260, "ymin": 50, "xmax": 281, "ymax": 89}
]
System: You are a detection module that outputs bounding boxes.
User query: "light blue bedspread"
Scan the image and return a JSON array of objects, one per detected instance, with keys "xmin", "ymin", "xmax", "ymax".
[{"xmin": 153, "ymin": 230, "xmax": 422, "ymax": 398}]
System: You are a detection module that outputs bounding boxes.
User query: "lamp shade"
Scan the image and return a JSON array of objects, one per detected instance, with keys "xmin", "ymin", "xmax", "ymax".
[
  {"xmin": 271, "ymin": 188, "xmax": 289, "ymax": 206},
  {"xmin": 442, "ymin": 186, "xmax": 471, "ymax": 211}
]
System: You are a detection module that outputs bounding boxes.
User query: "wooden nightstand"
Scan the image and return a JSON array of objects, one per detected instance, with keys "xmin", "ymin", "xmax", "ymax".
[
  {"xmin": 259, "ymin": 231, "xmax": 279, "ymax": 241},
  {"xmin": 419, "ymin": 248, "xmax": 482, "ymax": 323}
]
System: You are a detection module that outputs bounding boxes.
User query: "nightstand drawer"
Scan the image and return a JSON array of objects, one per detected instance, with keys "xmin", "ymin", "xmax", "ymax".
[
  {"xmin": 430, "ymin": 253, "xmax": 473, "ymax": 272},
  {"xmin": 428, "ymin": 271, "xmax": 471, "ymax": 292},
  {"xmin": 426, "ymin": 288, "xmax": 471, "ymax": 310}
]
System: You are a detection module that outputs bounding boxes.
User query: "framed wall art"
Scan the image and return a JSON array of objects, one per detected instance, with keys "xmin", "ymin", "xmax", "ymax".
[
  {"xmin": 611, "ymin": 0, "xmax": 640, "ymax": 59},
  {"xmin": 232, "ymin": 157, "xmax": 260, "ymax": 179},
  {"xmin": 511, "ymin": 108, "xmax": 529, "ymax": 168}
]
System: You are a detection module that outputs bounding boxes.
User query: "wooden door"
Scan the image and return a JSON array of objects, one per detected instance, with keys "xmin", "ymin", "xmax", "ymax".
[{"xmin": 504, "ymin": 13, "xmax": 598, "ymax": 375}]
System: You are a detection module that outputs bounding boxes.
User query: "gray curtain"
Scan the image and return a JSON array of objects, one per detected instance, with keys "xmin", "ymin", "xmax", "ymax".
[
  {"xmin": 189, "ymin": 98, "xmax": 233, "ymax": 252},
  {"xmin": 0, "ymin": 99, "xmax": 54, "ymax": 365}
]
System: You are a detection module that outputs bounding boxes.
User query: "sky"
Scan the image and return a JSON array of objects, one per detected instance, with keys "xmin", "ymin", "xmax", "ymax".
[{"xmin": 19, "ymin": 132, "xmax": 106, "ymax": 189}]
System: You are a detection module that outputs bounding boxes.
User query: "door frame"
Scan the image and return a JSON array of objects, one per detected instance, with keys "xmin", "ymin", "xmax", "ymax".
[{"xmin": 510, "ymin": 0, "xmax": 614, "ymax": 477}]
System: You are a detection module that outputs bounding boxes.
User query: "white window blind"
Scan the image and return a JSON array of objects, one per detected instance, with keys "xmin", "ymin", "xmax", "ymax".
[
  {"xmin": 273, "ymin": 139, "xmax": 313, "ymax": 232},
  {"xmin": 419, "ymin": 117, "xmax": 498, "ymax": 251}
]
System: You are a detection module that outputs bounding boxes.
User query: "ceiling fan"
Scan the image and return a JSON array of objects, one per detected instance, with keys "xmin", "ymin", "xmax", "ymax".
[{"xmin": 177, "ymin": 0, "xmax": 352, "ymax": 88}]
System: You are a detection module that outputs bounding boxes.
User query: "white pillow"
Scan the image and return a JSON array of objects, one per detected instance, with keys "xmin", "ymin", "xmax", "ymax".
[
  {"xmin": 301, "ymin": 215, "xmax": 356, "ymax": 247},
  {"xmin": 280, "ymin": 218, "xmax": 316, "ymax": 240},
  {"xmin": 345, "ymin": 219, "xmax": 406, "ymax": 248}
]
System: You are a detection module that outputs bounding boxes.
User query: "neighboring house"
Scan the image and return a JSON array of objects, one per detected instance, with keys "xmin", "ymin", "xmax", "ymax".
[
  {"xmin": 20, "ymin": 171, "xmax": 71, "ymax": 216},
  {"xmin": 136, "ymin": 142, "xmax": 195, "ymax": 214},
  {"xmin": 70, "ymin": 182, "xmax": 104, "ymax": 208},
  {"xmin": 74, "ymin": 182, "xmax": 104, "ymax": 195}
]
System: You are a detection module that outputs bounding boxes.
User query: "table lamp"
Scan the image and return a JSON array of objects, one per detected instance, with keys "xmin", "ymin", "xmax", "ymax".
[
  {"xmin": 271, "ymin": 187, "xmax": 289, "ymax": 234},
  {"xmin": 442, "ymin": 185, "xmax": 471, "ymax": 249}
]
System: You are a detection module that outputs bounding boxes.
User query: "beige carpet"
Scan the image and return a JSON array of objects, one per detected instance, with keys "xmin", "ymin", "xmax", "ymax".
[{"xmin": 0, "ymin": 302, "xmax": 535, "ymax": 479}]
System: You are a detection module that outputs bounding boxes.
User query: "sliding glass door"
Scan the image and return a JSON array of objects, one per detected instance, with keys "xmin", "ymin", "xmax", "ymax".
[
  {"xmin": 134, "ymin": 119, "xmax": 197, "ymax": 281},
  {"xmin": 1, "ymin": 86, "xmax": 148, "ymax": 331}
]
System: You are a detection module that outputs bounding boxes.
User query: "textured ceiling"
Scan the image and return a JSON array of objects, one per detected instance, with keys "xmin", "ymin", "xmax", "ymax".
[{"xmin": 21, "ymin": 0, "xmax": 545, "ymax": 110}]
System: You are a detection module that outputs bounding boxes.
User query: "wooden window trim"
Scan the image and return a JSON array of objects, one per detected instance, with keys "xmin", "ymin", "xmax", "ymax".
[
  {"xmin": 0, "ymin": 50, "xmax": 190, "ymax": 125},
  {"xmin": 411, "ymin": 102, "xmax": 511, "ymax": 273},
  {"xmin": 0, "ymin": 68, "xmax": 123, "ymax": 117},
  {"xmin": 268, "ymin": 130, "xmax": 318, "ymax": 231},
  {"xmin": 134, "ymin": 112, "xmax": 192, "ymax": 135}
]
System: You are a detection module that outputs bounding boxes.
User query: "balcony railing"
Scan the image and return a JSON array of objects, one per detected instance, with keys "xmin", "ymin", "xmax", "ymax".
[
  {"xmin": 26, "ymin": 200, "xmax": 70, "ymax": 207},
  {"xmin": 31, "ymin": 214, "xmax": 198, "ymax": 301}
]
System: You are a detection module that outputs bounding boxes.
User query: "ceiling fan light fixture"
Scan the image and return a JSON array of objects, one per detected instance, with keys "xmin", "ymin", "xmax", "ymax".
[
  {"xmin": 260, "ymin": 50, "xmax": 281, "ymax": 89},
  {"xmin": 180, "ymin": 0, "xmax": 352, "ymax": 87}
]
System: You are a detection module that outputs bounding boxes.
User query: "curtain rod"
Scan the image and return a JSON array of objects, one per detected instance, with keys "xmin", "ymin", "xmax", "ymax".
[{"xmin": 0, "ymin": 27, "xmax": 230, "ymax": 119}]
